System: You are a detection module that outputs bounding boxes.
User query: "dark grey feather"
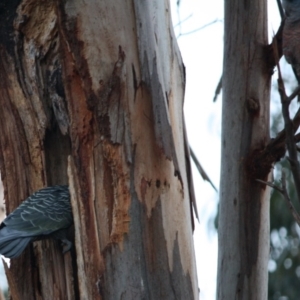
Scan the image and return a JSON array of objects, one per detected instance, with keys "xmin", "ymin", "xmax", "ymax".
[{"xmin": 0, "ymin": 185, "xmax": 73, "ymax": 258}]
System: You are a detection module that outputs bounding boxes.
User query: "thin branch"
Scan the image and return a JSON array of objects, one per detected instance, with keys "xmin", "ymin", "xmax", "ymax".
[
  {"xmin": 277, "ymin": 0, "xmax": 285, "ymax": 20},
  {"xmin": 277, "ymin": 57, "xmax": 300, "ymax": 205},
  {"xmin": 177, "ymin": 19, "xmax": 221, "ymax": 38},
  {"xmin": 213, "ymin": 75, "xmax": 222, "ymax": 102},
  {"xmin": 256, "ymin": 172, "xmax": 300, "ymax": 226},
  {"xmin": 281, "ymin": 172, "xmax": 300, "ymax": 226},
  {"xmin": 295, "ymin": 133, "xmax": 300, "ymax": 144},
  {"xmin": 174, "ymin": 14, "xmax": 193, "ymax": 28},
  {"xmin": 189, "ymin": 147, "xmax": 218, "ymax": 192},
  {"xmin": 271, "ymin": 104, "xmax": 300, "ymax": 145},
  {"xmin": 287, "ymin": 85, "xmax": 300, "ymax": 102},
  {"xmin": 256, "ymin": 179, "xmax": 283, "ymax": 193}
]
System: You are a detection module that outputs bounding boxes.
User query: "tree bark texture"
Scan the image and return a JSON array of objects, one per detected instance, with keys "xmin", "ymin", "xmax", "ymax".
[
  {"xmin": 217, "ymin": 0, "xmax": 271, "ymax": 299},
  {"xmin": 0, "ymin": 0, "xmax": 198, "ymax": 299}
]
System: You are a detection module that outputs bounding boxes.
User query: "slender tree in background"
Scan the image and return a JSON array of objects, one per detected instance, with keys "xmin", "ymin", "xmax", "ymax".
[
  {"xmin": 217, "ymin": 0, "xmax": 272, "ymax": 298},
  {"xmin": 0, "ymin": 0, "xmax": 198, "ymax": 299}
]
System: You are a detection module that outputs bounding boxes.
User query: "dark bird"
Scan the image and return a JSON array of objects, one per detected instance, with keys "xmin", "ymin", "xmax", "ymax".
[
  {"xmin": 0, "ymin": 185, "xmax": 73, "ymax": 258},
  {"xmin": 282, "ymin": 0, "xmax": 300, "ymax": 82}
]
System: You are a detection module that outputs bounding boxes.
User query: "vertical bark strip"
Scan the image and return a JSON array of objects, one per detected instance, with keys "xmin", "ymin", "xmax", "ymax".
[
  {"xmin": 218, "ymin": 0, "xmax": 271, "ymax": 299},
  {"xmin": 0, "ymin": 0, "xmax": 198, "ymax": 299}
]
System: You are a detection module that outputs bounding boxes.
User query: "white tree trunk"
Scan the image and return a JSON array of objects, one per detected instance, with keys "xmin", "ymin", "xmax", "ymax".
[
  {"xmin": 0, "ymin": 0, "xmax": 198, "ymax": 299},
  {"xmin": 217, "ymin": 0, "xmax": 271, "ymax": 298}
]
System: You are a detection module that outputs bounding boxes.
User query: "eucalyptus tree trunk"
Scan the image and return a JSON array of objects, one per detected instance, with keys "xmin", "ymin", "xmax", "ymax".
[
  {"xmin": 217, "ymin": 0, "xmax": 271, "ymax": 299},
  {"xmin": 0, "ymin": 0, "xmax": 198, "ymax": 299}
]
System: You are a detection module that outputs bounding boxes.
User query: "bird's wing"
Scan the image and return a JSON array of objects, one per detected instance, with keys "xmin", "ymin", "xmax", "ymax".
[
  {"xmin": 3, "ymin": 186, "xmax": 72, "ymax": 236},
  {"xmin": 0, "ymin": 226, "xmax": 33, "ymax": 258}
]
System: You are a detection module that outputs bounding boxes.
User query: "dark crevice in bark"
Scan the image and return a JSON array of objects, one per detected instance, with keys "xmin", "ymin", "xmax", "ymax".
[
  {"xmin": 103, "ymin": 155, "xmax": 114, "ymax": 236},
  {"xmin": 0, "ymin": 0, "xmax": 21, "ymax": 57},
  {"xmin": 131, "ymin": 63, "xmax": 138, "ymax": 101},
  {"xmin": 44, "ymin": 127, "xmax": 80, "ymax": 299},
  {"xmin": 44, "ymin": 126, "xmax": 71, "ymax": 186}
]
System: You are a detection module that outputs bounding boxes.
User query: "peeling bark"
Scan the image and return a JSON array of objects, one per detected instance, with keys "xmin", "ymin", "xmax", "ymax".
[{"xmin": 0, "ymin": 0, "xmax": 198, "ymax": 299}]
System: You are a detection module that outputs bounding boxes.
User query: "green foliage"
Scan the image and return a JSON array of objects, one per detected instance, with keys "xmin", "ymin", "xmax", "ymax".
[
  {"xmin": 268, "ymin": 165, "xmax": 300, "ymax": 299},
  {"xmin": 268, "ymin": 104, "xmax": 300, "ymax": 299}
]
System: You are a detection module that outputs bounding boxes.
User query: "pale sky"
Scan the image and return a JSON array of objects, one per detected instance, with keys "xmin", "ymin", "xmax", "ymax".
[{"xmin": 170, "ymin": 0, "xmax": 223, "ymax": 298}]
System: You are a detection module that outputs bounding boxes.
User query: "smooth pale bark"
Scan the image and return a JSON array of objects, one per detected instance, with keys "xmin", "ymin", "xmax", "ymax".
[
  {"xmin": 217, "ymin": 0, "xmax": 271, "ymax": 299},
  {"xmin": 0, "ymin": 0, "xmax": 198, "ymax": 299}
]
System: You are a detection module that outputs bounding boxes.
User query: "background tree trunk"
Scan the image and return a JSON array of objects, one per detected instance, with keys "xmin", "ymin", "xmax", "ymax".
[
  {"xmin": 217, "ymin": 0, "xmax": 271, "ymax": 299},
  {"xmin": 0, "ymin": 0, "xmax": 198, "ymax": 299}
]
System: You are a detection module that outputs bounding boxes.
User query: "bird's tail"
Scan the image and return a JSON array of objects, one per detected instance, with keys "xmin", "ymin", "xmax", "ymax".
[{"xmin": 0, "ymin": 227, "xmax": 33, "ymax": 258}]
